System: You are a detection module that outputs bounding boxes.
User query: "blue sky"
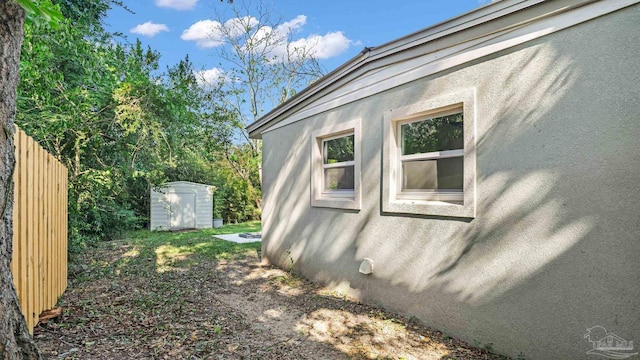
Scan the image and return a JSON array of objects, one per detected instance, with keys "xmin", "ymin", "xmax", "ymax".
[{"xmin": 106, "ymin": 0, "xmax": 487, "ymax": 78}]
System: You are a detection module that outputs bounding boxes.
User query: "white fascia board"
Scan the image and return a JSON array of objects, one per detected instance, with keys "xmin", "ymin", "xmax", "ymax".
[
  {"xmin": 365, "ymin": 0, "xmax": 546, "ymax": 61},
  {"xmin": 254, "ymin": 0, "xmax": 637, "ymax": 136},
  {"xmin": 247, "ymin": 0, "xmax": 549, "ymax": 137}
]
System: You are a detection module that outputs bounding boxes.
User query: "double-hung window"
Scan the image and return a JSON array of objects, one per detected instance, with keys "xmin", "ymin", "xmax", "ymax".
[
  {"xmin": 322, "ymin": 134, "xmax": 355, "ymax": 196},
  {"xmin": 383, "ymin": 89, "xmax": 476, "ymax": 218},
  {"xmin": 311, "ymin": 120, "xmax": 361, "ymax": 210},
  {"xmin": 398, "ymin": 109, "xmax": 464, "ymax": 203}
]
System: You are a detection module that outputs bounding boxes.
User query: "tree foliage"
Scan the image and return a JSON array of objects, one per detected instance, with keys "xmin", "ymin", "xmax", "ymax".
[
  {"xmin": 14, "ymin": 0, "xmax": 322, "ymax": 253},
  {"xmin": 401, "ymin": 113, "xmax": 464, "ymax": 155},
  {"xmin": 16, "ymin": 0, "xmax": 259, "ymax": 253},
  {"xmin": 211, "ymin": 1, "xmax": 324, "ymax": 142},
  {"xmin": 16, "ymin": 0, "xmax": 62, "ymax": 28},
  {"xmin": 200, "ymin": 0, "xmax": 326, "ymax": 215},
  {"xmin": 325, "ymin": 135, "xmax": 354, "ymax": 163}
]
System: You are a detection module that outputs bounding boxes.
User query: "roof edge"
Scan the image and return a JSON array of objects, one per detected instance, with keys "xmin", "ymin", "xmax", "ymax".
[
  {"xmin": 246, "ymin": 49, "xmax": 370, "ymax": 136},
  {"xmin": 156, "ymin": 181, "xmax": 216, "ymax": 188},
  {"xmin": 247, "ymin": 0, "xmax": 542, "ymax": 138},
  {"xmin": 247, "ymin": 0, "xmax": 628, "ymax": 138}
]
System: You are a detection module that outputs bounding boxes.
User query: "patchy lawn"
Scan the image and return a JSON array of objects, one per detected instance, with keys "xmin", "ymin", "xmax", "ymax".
[{"xmin": 35, "ymin": 223, "xmax": 509, "ymax": 359}]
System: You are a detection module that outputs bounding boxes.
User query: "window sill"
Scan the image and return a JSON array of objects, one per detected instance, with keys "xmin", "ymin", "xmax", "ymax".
[
  {"xmin": 396, "ymin": 191, "xmax": 463, "ymax": 203},
  {"xmin": 383, "ymin": 198, "xmax": 474, "ymax": 218},
  {"xmin": 322, "ymin": 190, "xmax": 355, "ymax": 198},
  {"xmin": 312, "ymin": 196, "xmax": 360, "ymax": 210},
  {"xmin": 395, "ymin": 198, "xmax": 463, "ymax": 206}
]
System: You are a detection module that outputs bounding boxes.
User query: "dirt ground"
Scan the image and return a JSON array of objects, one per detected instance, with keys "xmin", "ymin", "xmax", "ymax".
[{"xmin": 34, "ymin": 236, "xmax": 508, "ymax": 359}]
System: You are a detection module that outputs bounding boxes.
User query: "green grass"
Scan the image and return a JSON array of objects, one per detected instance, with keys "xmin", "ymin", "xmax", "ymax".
[
  {"xmin": 126, "ymin": 220, "xmax": 261, "ymax": 243},
  {"xmin": 131, "ymin": 221, "xmax": 261, "ymax": 269},
  {"xmin": 73, "ymin": 221, "xmax": 262, "ymax": 280}
]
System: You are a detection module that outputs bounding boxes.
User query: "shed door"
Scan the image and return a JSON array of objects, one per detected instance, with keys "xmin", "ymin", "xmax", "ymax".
[{"xmin": 169, "ymin": 192, "xmax": 196, "ymax": 230}]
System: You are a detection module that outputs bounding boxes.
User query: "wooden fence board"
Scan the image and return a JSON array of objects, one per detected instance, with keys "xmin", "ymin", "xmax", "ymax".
[
  {"xmin": 10, "ymin": 127, "xmax": 68, "ymax": 333},
  {"xmin": 19, "ymin": 130, "xmax": 28, "ymax": 319}
]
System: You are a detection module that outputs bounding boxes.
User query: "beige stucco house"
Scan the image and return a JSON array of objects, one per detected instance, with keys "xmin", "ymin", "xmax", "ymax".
[{"xmin": 247, "ymin": 0, "xmax": 640, "ymax": 358}]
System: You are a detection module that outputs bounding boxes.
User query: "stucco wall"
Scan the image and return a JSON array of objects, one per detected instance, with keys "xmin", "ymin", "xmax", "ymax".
[{"xmin": 260, "ymin": 6, "xmax": 640, "ymax": 359}]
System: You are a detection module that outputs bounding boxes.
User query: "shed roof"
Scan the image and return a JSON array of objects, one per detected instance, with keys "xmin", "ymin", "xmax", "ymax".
[
  {"xmin": 247, "ymin": 0, "xmax": 637, "ymax": 138},
  {"xmin": 158, "ymin": 181, "xmax": 216, "ymax": 189}
]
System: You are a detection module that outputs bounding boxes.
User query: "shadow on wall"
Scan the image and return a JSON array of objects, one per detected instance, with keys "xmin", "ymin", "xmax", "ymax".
[
  {"xmin": 381, "ymin": 44, "xmax": 587, "ymax": 303},
  {"xmin": 261, "ymin": 15, "xmax": 640, "ymax": 358}
]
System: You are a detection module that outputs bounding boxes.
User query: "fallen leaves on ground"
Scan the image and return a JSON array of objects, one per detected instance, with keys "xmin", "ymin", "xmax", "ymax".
[{"xmin": 34, "ymin": 234, "xmax": 509, "ymax": 359}]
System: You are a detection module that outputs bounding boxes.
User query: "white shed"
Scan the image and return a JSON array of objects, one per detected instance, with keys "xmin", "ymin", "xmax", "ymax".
[{"xmin": 150, "ymin": 181, "xmax": 215, "ymax": 231}]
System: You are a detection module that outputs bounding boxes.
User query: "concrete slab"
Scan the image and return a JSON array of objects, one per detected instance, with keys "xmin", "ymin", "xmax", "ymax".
[{"xmin": 213, "ymin": 233, "xmax": 262, "ymax": 244}]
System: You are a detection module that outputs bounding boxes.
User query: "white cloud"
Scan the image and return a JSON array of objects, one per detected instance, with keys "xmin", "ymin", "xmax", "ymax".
[
  {"xmin": 275, "ymin": 15, "xmax": 306, "ymax": 34},
  {"xmin": 195, "ymin": 67, "xmax": 227, "ymax": 86},
  {"xmin": 220, "ymin": 16, "xmax": 260, "ymax": 38},
  {"xmin": 255, "ymin": 30, "xmax": 352, "ymax": 61},
  {"xmin": 289, "ymin": 31, "xmax": 351, "ymax": 59},
  {"xmin": 181, "ymin": 17, "xmax": 260, "ymax": 48},
  {"xmin": 250, "ymin": 16, "xmax": 350, "ymax": 61},
  {"xmin": 181, "ymin": 20, "xmax": 224, "ymax": 48},
  {"xmin": 156, "ymin": 0, "xmax": 198, "ymax": 10},
  {"xmin": 130, "ymin": 21, "xmax": 169, "ymax": 37},
  {"xmin": 182, "ymin": 14, "xmax": 352, "ymax": 60},
  {"xmin": 246, "ymin": 15, "xmax": 306, "ymax": 51}
]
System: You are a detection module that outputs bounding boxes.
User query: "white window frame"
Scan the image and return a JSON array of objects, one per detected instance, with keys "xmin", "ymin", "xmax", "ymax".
[
  {"xmin": 321, "ymin": 132, "xmax": 356, "ymax": 198},
  {"xmin": 311, "ymin": 119, "xmax": 361, "ymax": 210},
  {"xmin": 396, "ymin": 108, "xmax": 465, "ymax": 203},
  {"xmin": 383, "ymin": 89, "xmax": 476, "ymax": 218}
]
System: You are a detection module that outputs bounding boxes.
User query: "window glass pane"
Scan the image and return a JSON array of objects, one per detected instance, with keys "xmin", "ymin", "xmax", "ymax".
[
  {"xmin": 401, "ymin": 112, "xmax": 463, "ymax": 155},
  {"xmin": 402, "ymin": 157, "xmax": 463, "ymax": 191},
  {"xmin": 324, "ymin": 165, "xmax": 355, "ymax": 191},
  {"xmin": 324, "ymin": 135, "xmax": 354, "ymax": 164}
]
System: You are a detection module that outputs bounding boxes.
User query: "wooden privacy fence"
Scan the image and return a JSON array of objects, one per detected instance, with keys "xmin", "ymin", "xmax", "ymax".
[{"xmin": 10, "ymin": 127, "xmax": 68, "ymax": 333}]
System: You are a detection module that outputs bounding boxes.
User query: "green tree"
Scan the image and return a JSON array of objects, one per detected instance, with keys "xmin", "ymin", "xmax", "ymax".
[
  {"xmin": 16, "ymin": 0, "xmax": 231, "ymax": 245},
  {"xmin": 211, "ymin": 2, "xmax": 324, "ymax": 146},
  {"xmin": 401, "ymin": 113, "xmax": 464, "ymax": 155},
  {"xmin": 15, "ymin": 0, "xmax": 267, "ymax": 254},
  {"xmin": 200, "ymin": 0, "xmax": 326, "ymax": 214}
]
